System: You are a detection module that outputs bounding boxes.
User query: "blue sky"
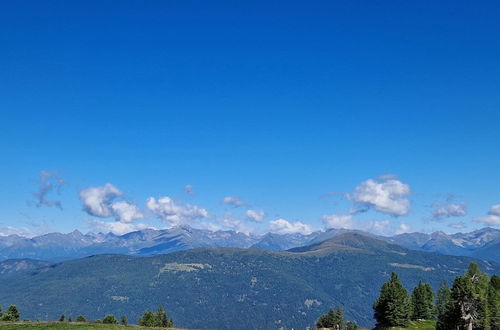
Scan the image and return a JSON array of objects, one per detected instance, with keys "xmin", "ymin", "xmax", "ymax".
[{"xmin": 1, "ymin": 1, "xmax": 499, "ymax": 237}]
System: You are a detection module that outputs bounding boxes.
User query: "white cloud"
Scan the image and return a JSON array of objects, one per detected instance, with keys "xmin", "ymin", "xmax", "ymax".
[
  {"xmin": 432, "ymin": 201, "xmax": 467, "ymax": 220},
  {"xmin": 79, "ymin": 183, "xmax": 144, "ymax": 223},
  {"xmin": 246, "ymin": 209, "xmax": 266, "ymax": 222},
  {"xmin": 111, "ymin": 201, "xmax": 144, "ymax": 223},
  {"xmin": 222, "ymin": 196, "xmax": 246, "ymax": 207},
  {"xmin": 146, "ymin": 196, "xmax": 209, "ymax": 226},
  {"xmin": 268, "ymin": 218, "xmax": 315, "ymax": 235},
  {"xmin": 474, "ymin": 215, "xmax": 500, "ymax": 226},
  {"xmin": 322, "ymin": 214, "xmax": 355, "ymax": 229},
  {"xmin": 348, "ymin": 178, "xmax": 411, "ymax": 216},
  {"xmin": 473, "ymin": 204, "xmax": 500, "ymax": 227},
  {"xmin": 79, "ymin": 183, "xmax": 123, "ymax": 218},
  {"xmin": 84, "ymin": 219, "xmax": 152, "ymax": 236},
  {"xmin": 488, "ymin": 204, "xmax": 500, "ymax": 216}
]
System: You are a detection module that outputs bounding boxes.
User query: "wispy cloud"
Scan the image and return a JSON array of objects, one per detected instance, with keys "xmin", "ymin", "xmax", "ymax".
[
  {"xmin": 222, "ymin": 196, "xmax": 246, "ymax": 207},
  {"xmin": 184, "ymin": 184, "xmax": 194, "ymax": 195},
  {"xmin": 431, "ymin": 197, "xmax": 467, "ymax": 220},
  {"xmin": 32, "ymin": 170, "xmax": 66, "ymax": 209},
  {"xmin": 448, "ymin": 221, "xmax": 467, "ymax": 229}
]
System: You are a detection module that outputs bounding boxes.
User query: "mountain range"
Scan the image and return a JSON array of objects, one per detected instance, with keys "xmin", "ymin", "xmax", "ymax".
[
  {"xmin": 1, "ymin": 226, "xmax": 499, "ymax": 262},
  {"xmin": 0, "ymin": 233, "xmax": 498, "ymax": 329}
]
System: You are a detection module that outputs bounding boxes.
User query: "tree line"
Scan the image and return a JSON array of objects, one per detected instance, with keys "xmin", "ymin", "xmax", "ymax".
[
  {"xmin": 372, "ymin": 262, "xmax": 499, "ymax": 329},
  {"xmin": 0, "ymin": 304, "xmax": 173, "ymax": 328}
]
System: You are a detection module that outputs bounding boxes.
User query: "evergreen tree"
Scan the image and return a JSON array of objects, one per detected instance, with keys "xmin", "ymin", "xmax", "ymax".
[
  {"xmin": 75, "ymin": 315, "xmax": 86, "ymax": 322},
  {"xmin": 102, "ymin": 314, "xmax": 118, "ymax": 324},
  {"xmin": 156, "ymin": 305, "xmax": 173, "ymax": 327},
  {"xmin": 436, "ymin": 281, "xmax": 454, "ymax": 330},
  {"xmin": 139, "ymin": 310, "xmax": 159, "ymax": 327},
  {"xmin": 316, "ymin": 308, "xmax": 335, "ymax": 328},
  {"xmin": 1, "ymin": 305, "xmax": 20, "ymax": 322},
  {"xmin": 464, "ymin": 262, "xmax": 491, "ymax": 329},
  {"xmin": 8, "ymin": 306, "xmax": 19, "ymax": 322},
  {"xmin": 316, "ymin": 307, "xmax": 344, "ymax": 329},
  {"xmin": 59, "ymin": 314, "xmax": 65, "ymax": 322},
  {"xmin": 373, "ymin": 272, "xmax": 411, "ymax": 327},
  {"xmin": 488, "ymin": 274, "xmax": 500, "ymax": 330},
  {"xmin": 451, "ymin": 275, "xmax": 477, "ymax": 330},
  {"xmin": 411, "ymin": 280, "xmax": 435, "ymax": 320},
  {"xmin": 121, "ymin": 315, "xmax": 128, "ymax": 326}
]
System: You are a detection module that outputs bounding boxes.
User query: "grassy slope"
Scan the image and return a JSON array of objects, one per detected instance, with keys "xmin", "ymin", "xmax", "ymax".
[
  {"xmin": 0, "ymin": 320, "xmax": 436, "ymax": 330},
  {"xmin": 0, "ymin": 322, "xmax": 182, "ymax": 330}
]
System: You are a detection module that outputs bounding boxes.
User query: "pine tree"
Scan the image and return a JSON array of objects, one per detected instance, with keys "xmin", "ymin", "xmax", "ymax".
[
  {"xmin": 1, "ymin": 305, "xmax": 20, "ymax": 322},
  {"xmin": 411, "ymin": 280, "xmax": 435, "ymax": 320},
  {"xmin": 451, "ymin": 275, "xmax": 477, "ymax": 330},
  {"xmin": 316, "ymin": 307, "xmax": 344, "ymax": 329},
  {"xmin": 75, "ymin": 315, "xmax": 86, "ymax": 322},
  {"xmin": 102, "ymin": 314, "xmax": 118, "ymax": 324},
  {"xmin": 59, "ymin": 314, "xmax": 65, "ymax": 322},
  {"xmin": 488, "ymin": 274, "xmax": 500, "ymax": 330},
  {"xmin": 139, "ymin": 310, "xmax": 159, "ymax": 327},
  {"xmin": 121, "ymin": 315, "xmax": 128, "ymax": 326},
  {"xmin": 156, "ymin": 305, "xmax": 173, "ymax": 327},
  {"xmin": 373, "ymin": 272, "xmax": 411, "ymax": 327},
  {"xmin": 464, "ymin": 262, "xmax": 491, "ymax": 329},
  {"xmin": 436, "ymin": 281, "xmax": 454, "ymax": 330}
]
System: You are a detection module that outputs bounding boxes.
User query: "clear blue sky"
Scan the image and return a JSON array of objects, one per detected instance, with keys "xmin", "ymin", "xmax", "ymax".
[{"xmin": 1, "ymin": 1, "xmax": 499, "ymax": 237}]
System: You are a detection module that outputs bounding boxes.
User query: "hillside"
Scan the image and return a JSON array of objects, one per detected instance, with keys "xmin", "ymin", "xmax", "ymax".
[{"xmin": 0, "ymin": 233, "xmax": 498, "ymax": 329}]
